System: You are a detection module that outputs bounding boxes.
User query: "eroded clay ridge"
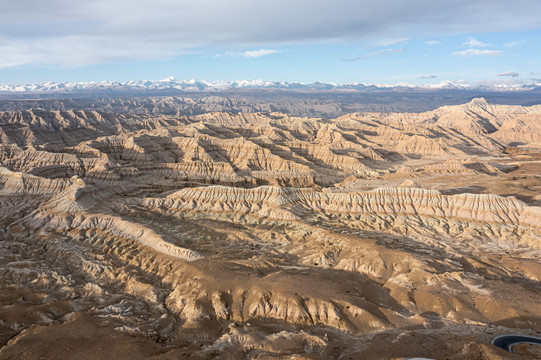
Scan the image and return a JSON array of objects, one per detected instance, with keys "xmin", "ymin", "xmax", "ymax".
[
  {"xmin": 0, "ymin": 98, "xmax": 539, "ymax": 148},
  {"xmin": 0, "ymin": 99, "xmax": 538, "ymax": 193},
  {"xmin": 1, "ymin": 98, "xmax": 541, "ymax": 359},
  {"xmin": 144, "ymin": 185, "xmax": 541, "ymax": 228},
  {"xmin": 348, "ymin": 98, "xmax": 541, "ymax": 139},
  {"xmin": 0, "ymin": 165, "xmax": 69, "ymax": 195}
]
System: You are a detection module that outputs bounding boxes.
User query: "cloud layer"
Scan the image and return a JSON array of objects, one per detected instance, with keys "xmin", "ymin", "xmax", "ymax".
[
  {"xmin": 453, "ymin": 49, "xmax": 503, "ymax": 57},
  {"xmin": 497, "ymin": 71, "xmax": 519, "ymax": 77},
  {"xmin": 1, "ymin": 0, "xmax": 541, "ymax": 68},
  {"xmin": 463, "ymin": 38, "xmax": 490, "ymax": 47},
  {"xmin": 219, "ymin": 49, "xmax": 281, "ymax": 58}
]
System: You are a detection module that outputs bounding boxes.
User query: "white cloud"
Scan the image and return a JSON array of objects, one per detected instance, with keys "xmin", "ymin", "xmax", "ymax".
[
  {"xmin": 463, "ymin": 37, "xmax": 489, "ymax": 47},
  {"xmin": 453, "ymin": 49, "xmax": 503, "ymax": 57},
  {"xmin": 504, "ymin": 40, "xmax": 526, "ymax": 47},
  {"xmin": 454, "ymin": 38, "xmax": 502, "ymax": 58},
  {"xmin": 497, "ymin": 71, "xmax": 519, "ymax": 77},
  {"xmin": 426, "ymin": 40, "xmax": 442, "ymax": 46},
  {"xmin": 218, "ymin": 49, "xmax": 281, "ymax": 58},
  {"xmin": 343, "ymin": 48, "xmax": 406, "ymax": 61},
  {"xmin": 241, "ymin": 49, "xmax": 281, "ymax": 58}
]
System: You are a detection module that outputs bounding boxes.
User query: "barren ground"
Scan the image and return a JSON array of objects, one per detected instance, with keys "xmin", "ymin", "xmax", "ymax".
[{"xmin": 0, "ymin": 98, "xmax": 540, "ymax": 359}]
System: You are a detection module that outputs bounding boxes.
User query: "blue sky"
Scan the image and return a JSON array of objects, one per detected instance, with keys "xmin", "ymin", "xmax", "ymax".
[{"xmin": 1, "ymin": 0, "xmax": 540, "ymax": 85}]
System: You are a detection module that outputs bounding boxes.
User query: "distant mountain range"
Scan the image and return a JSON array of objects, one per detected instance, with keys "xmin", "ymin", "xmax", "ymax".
[{"xmin": 1, "ymin": 77, "xmax": 540, "ymax": 94}]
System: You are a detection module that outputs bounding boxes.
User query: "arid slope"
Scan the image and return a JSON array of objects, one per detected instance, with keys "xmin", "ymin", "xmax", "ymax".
[{"xmin": 0, "ymin": 98, "xmax": 540, "ymax": 359}]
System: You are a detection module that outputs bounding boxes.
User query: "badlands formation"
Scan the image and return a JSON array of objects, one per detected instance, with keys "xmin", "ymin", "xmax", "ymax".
[{"xmin": 0, "ymin": 98, "xmax": 540, "ymax": 359}]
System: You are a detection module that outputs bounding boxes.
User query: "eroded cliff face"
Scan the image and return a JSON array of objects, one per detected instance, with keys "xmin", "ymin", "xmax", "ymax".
[{"xmin": 0, "ymin": 99, "xmax": 540, "ymax": 359}]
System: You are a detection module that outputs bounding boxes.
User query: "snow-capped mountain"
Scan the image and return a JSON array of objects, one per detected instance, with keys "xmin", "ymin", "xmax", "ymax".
[{"xmin": 0, "ymin": 77, "xmax": 539, "ymax": 93}]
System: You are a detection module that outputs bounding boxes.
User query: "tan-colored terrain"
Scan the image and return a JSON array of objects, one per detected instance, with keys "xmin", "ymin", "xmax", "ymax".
[{"xmin": 0, "ymin": 98, "xmax": 540, "ymax": 359}]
